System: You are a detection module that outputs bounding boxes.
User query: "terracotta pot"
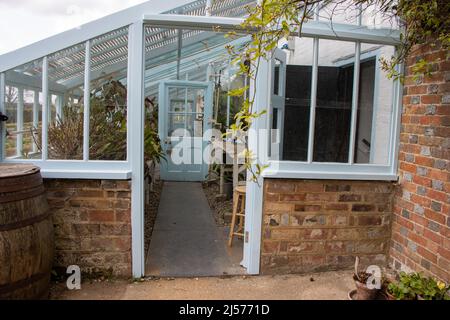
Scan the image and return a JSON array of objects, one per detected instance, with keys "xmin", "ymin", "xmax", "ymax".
[
  {"xmin": 355, "ymin": 280, "xmax": 380, "ymax": 300},
  {"xmin": 385, "ymin": 290, "xmax": 397, "ymax": 300}
]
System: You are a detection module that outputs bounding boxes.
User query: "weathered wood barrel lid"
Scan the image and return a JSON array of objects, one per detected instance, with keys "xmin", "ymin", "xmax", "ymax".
[
  {"xmin": 0, "ymin": 164, "xmax": 40, "ymax": 178},
  {"xmin": 0, "ymin": 164, "xmax": 45, "ymax": 203}
]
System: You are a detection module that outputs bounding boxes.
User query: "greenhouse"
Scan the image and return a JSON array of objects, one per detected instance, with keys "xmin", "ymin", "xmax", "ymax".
[{"xmin": 0, "ymin": 0, "xmax": 405, "ymax": 279}]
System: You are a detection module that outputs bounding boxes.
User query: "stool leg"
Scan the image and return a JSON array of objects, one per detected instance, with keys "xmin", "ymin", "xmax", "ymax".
[
  {"xmin": 228, "ymin": 191, "xmax": 239, "ymax": 247},
  {"xmin": 238, "ymin": 194, "xmax": 245, "ymax": 234}
]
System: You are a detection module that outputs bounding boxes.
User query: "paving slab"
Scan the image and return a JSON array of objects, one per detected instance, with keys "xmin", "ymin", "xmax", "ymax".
[{"xmin": 145, "ymin": 182, "xmax": 245, "ymax": 277}]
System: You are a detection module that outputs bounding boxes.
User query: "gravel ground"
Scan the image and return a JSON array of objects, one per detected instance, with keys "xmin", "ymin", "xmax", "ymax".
[
  {"xmin": 50, "ymin": 271, "xmax": 355, "ymax": 300},
  {"xmin": 144, "ymin": 180, "xmax": 163, "ymax": 256},
  {"xmin": 203, "ymin": 182, "xmax": 233, "ymax": 226}
]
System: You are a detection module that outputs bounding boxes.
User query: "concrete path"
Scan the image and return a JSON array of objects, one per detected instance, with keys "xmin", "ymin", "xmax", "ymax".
[
  {"xmin": 51, "ymin": 271, "xmax": 355, "ymax": 300},
  {"xmin": 145, "ymin": 182, "xmax": 245, "ymax": 277}
]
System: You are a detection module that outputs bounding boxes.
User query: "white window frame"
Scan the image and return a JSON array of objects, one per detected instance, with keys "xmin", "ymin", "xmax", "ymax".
[
  {"xmin": 261, "ymin": 42, "xmax": 402, "ymax": 181},
  {"xmin": 0, "ymin": 29, "xmax": 133, "ymax": 180}
]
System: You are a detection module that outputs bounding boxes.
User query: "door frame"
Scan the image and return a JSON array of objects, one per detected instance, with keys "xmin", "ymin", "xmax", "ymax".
[
  {"xmin": 158, "ymin": 80, "xmax": 213, "ymax": 182},
  {"xmin": 132, "ymin": 15, "xmax": 265, "ymax": 278}
]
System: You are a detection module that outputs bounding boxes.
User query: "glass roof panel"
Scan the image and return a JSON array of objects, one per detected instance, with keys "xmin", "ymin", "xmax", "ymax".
[
  {"xmin": 4, "ymin": 1, "xmax": 256, "ymax": 88},
  {"xmin": 48, "ymin": 43, "xmax": 86, "ymax": 85}
]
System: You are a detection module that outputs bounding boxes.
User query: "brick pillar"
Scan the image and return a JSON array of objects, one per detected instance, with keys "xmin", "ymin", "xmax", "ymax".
[{"xmin": 390, "ymin": 40, "xmax": 450, "ymax": 282}]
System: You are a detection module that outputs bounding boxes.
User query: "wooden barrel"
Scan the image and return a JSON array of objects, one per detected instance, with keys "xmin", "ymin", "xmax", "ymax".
[{"xmin": 0, "ymin": 164, "xmax": 54, "ymax": 300}]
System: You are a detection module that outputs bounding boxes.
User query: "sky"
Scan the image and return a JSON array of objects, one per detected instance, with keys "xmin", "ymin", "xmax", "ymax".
[{"xmin": 0, "ymin": 0, "xmax": 149, "ymax": 55}]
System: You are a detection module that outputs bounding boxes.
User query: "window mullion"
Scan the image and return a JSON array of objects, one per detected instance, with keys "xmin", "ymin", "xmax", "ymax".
[
  {"xmin": 390, "ymin": 57, "xmax": 403, "ymax": 170},
  {"xmin": 307, "ymin": 38, "xmax": 319, "ymax": 164},
  {"xmin": 17, "ymin": 87, "xmax": 24, "ymax": 157},
  {"xmin": 42, "ymin": 57, "xmax": 49, "ymax": 161},
  {"xmin": 0, "ymin": 73, "xmax": 5, "ymax": 160},
  {"xmin": 32, "ymin": 90, "xmax": 39, "ymax": 154},
  {"xmin": 55, "ymin": 95, "xmax": 63, "ymax": 122},
  {"xmin": 349, "ymin": 41, "xmax": 361, "ymax": 164},
  {"xmin": 83, "ymin": 40, "xmax": 91, "ymax": 162},
  {"xmin": 226, "ymin": 57, "xmax": 231, "ymax": 128}
]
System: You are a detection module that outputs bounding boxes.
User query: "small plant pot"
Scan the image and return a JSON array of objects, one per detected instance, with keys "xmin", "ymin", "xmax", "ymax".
[
  {"xmin": 385, "ymin": 290, "xmax": 397, "ymax": 300},
  {"xmin": 354, "ymin": 280, "xmax": 380, "ymax": 300},
  {"xmin": 348, "ymin": 289, "xmax": 357, "ymax": 300}
]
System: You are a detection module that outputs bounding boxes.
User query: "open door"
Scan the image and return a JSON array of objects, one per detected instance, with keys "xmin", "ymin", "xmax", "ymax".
[
  {"xmin": 269, "ymin": 48, "xmax": 287, "ymax": 160},
  {"xmin": 158, "ymin": 80, "xmax": 213, "ymax": 182}
]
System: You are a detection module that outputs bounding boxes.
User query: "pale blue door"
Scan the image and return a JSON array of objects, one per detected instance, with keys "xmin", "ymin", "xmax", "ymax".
[{"xmin": 159, "ymin": 81, "xmax": 213, "ymax": 181}]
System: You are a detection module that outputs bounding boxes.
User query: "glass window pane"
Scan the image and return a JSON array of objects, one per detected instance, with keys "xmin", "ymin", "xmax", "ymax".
[
  {"xmin": 89, "ymin": 27, "xmax": 129, "ymax": 161},
  {"xmin": 169, "ymin": 87, "xmax": 186, "ymax": 112},
  {"xmin": 361, "ymin": 4, "xmax": 399, "ymax": 29},
  {"xmin": 187, "ymin": 88, "xmax": 205, "ymax": 114},
  {"xmin": 4, "ymin": 85, "xmax": 17, "ymax": 158},
  {"xmin": 47, "ymin": 43, "xmax": 85, "ymax": 160},
  {"xmin": 282, "ymin": 37, "xmax": 314, "ymax": 161},
  {"xmin": 353, "ymin": 43, "xmax": 395, "ymax": 165},
  {"xmin": 169, "ymin": 114, "xmax": 186, "ymax": 137},
  {"xmin": 354, "ymin": 58, "xmax": 375, "ymax": 164},
  {"xmin": 318, "ymin": 1, "xmax": 399, "ymax": 29},
  {"xmin": 271, "ymin": 108, "xmax": 279, "ymax": 144},
  {"xmin": 22, "ymin": 89, "xmax": 38, "ymax": 157},
  {"xmin": 219, "ymin": 66, "xmax": 246, "ymax": 130},
  {"xmin": 144, "ymin": 26, "xmax": 244, "ymax": 133},
  {"xmin": 313, "ymin": 39, "xmax": 355, "ymax": 163},
  {"xmin": 274, "ymin": 60, "xmax": 281, "ymax": 96},
  {"xmin": 319, "ymin": 0, "xmax": 359, "ymax": 25},
  {"xmin": 4, "ymin": 59, "xmax": 43, "ymax": 160},
  {"xmin": 187, "ymin": 114, "xmax": 204, "ymax": 137}
]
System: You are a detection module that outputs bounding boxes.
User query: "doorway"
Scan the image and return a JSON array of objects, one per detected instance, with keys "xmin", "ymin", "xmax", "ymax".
[{"xmin": 141, "ymin": 22, "xmax": 252, "ymax": 277}]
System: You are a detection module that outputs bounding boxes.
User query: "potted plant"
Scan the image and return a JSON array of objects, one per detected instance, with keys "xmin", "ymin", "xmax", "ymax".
[
  {"xmin": 384, "ymin": 272, "xmax": 450, "ymax": 300},
  {"xmin": 416, "ymin": 277, "xmax": 450, "ymax": 300},
  {"xmin": 385, "ymin": 273, "xmax": 416, "ymax": 300},
  {"xmin": 351, "ymin": 257, "xmax": 381, "ymax": 300}
]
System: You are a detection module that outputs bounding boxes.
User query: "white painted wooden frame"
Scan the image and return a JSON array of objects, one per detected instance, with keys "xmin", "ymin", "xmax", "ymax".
[
  {"xmin": 243, "ymin": 55, "xmax": 270, "ymax": 274},
  {"xmin": 16, "ymin": 87, "xmax": 24, "ymax": 157},
  {"xmin": 0, "ymin": 73, "xmax": 5, "ymax": 160},
  {"xmin": 143, "ymin": 14, "xmax": 401, "ymax": 45},
  {"xmin": 83, "ymin": 40, "xmax": 91, "ymax": 162},
  {"xmin": 269, "ymin": 49, "xmax": 287, "ymax": 160},
  {"xmin": 42, "ymin": 57, "xmax": 49, "ymax": 161},
  {"xmin": 128, "ymin": 21, "xmax": 146, "ymax": 278},
  {"xmin": 32, "ymin": 90, "xmax": 40, "ymax": 153}
]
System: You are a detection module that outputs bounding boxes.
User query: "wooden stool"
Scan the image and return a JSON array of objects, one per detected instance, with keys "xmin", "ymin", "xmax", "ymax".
[{"xmin": 228, "ymin": 186, "xmax": 246, "ymax": 247}]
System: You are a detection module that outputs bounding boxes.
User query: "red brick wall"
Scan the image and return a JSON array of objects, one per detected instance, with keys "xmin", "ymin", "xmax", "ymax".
[
  {"xmin": 261, "ymin": 179, "xmax": 395, "ymax": 274},
  {"xmin": 390, "ymin": 41, "xmax": 450, "ymax": 282},
  {"xmin": 44, "ymin": 179, "xmax": 132, "ymax": 277}
]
